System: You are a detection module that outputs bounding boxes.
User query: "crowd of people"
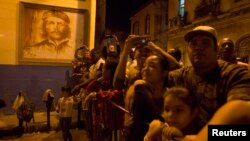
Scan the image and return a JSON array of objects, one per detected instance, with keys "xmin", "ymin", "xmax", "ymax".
[
  {"xmin": 64, "ymin": 25, "xmax": 250, "ymax": 141},
  {"xmin": 1, "ymin": 25, "xmax": 249, "ymax": 141}
]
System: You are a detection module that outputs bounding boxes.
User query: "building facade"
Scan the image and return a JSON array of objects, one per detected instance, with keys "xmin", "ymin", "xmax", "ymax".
[
  {"xmin": 130, "ymin": 0, "xmax": 168, "ymax": 48},
  {"xmin": 0, "ymin": 0, "xmax": 96, "ymax": 113},
  {"xmin": 130, "ymin": 0, "xmax": 250, "ymax": 66}
]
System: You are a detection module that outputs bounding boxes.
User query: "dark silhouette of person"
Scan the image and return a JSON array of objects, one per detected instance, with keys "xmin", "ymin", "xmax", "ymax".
[
  {"xmin": 168, "ymin": 48, "xmax": 183, "ymax": 67},
  {"xmin": 1, "ymin": 98, "xmax": 24, "ymax": 138},
  {"xmin": 42, "ymin": 89, "xmax": 55, "ymax": 131},
  {"xmin": 12, "ymin": 91, "xmax": 25, "ymax": 129},
  {"xmin": 168, "ymin": 48, "xmax": 181, "ymax": 62},
  {"xmin": 218, "ymin": 38, "xmax": 249, "ymax": 68},
  {"xmin": 218, "ymin": 38, "xmax": 236, "ymax": 63}
]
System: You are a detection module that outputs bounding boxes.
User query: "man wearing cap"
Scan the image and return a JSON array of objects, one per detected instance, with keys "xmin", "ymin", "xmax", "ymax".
[
  {"xmin": 168, "ymin": 25, "xmax": 250, "ymax": 130},
  {"xmin": 24, "ymin": 10, "xmax": 73, "ymax": 59}
]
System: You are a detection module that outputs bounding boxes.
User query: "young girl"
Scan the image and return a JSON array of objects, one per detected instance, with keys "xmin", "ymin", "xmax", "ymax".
[
  {"xmin": 144, "ymin": 86, "xmax": 199, "ymax": 141},
  {"xmin": 57, "ymin": 85, "xmax": 75, "ymax": 141}
]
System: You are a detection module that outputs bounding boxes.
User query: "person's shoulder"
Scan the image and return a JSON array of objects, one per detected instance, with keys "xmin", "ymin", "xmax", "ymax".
[
  {"xmin": 218, "ymin": 60, "xmax": 249, "ymax": 74},
  {"xmin": 0, "ymin": 120, "xmax": 7, "ymax": 129},
  {"xmin": 133, "ymin": 79, "xmax": 147, "ymax": 86},
  {"xmin": 68, "ymin": 96, "xmax": 74, "ymax": 101},
  {"xmin": 94, "ymin": 58, "xmax": 105, "ymax": 67},
  {"xmin": 58, "ymin": 97, "xmax": 64, "ymax": 101},
  {"xmin": 168, "ymin": 66, "xmax": 195, "ymax": 87},
  {"xmin": 218, "ymin": 60, "xmax": 250, "ymax": 83},
  {"xmin": 96, "ymin": 57, "xmax": 105, "ymax": 62},
  {"xmin": 126, "ymin": 63, "xmax": 138, "ymax": 75},
  {"xmin": 237, "ymin": 61, "xmax": 249, "ymax": 69},
  {"xmin": 169, "ymin": 65, "xmax": 193, "ymax": 76},
  {"xmin": 126, "ymin": 59, "xmax": 137, "ymax": 69}
]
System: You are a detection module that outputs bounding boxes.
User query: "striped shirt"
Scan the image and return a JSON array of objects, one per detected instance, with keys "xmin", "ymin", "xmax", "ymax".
[{"xmin": 168, "ymin": 60, "xmax": 250, "ymax": 128}]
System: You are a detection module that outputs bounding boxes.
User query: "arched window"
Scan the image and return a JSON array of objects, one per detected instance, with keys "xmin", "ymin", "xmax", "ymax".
[
  {"xmin": 235, "ymin": 34, "xmax": 250, "ymax": 63},
  {"xmin": 133, "ymin": 21, "xmax": 140, "ymax": 34},
  {"xmin": 145, "ymin": 14, "xmax": 150, "ymax": 34}
]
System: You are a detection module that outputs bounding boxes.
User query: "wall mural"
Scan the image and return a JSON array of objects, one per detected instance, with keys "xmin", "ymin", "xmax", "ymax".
[{"xmin": 19, "ymin": 2, "xmax": 89, "ymax": 65}]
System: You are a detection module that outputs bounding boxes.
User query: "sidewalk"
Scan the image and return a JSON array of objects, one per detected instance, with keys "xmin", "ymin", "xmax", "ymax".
[
  {"xmin": 1, "ymin": 110, "xmax": 90, "ymax": 141},
  {"xmin": 0, "ymin": 129, "xmax": 90, "ymax": 141},
  {"xmin": 2, "ymin": 110, "xmax": 79, "ymax": 133}
]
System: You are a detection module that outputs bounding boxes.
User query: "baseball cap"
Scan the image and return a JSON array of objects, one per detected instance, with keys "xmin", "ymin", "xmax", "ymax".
[{"xmin": 184, "ymin": 26, "xmax": 218, "ymax": 42}]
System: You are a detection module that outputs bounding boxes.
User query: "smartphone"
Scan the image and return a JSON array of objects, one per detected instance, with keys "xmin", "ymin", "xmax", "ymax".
[
  {"xmin": 108, "ymin": 38, "xmax": 118, "ymax": 53},
  {"xmin": 103, "ymin": 35, "xmax": 120, "ymax": 58},
  {"xmin": 135, "ymin": 36, "xmax": 150, "ymax": 47}
]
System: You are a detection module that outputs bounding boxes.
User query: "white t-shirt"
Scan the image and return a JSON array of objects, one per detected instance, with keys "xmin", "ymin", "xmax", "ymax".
[
  {"xmin": 89, "ymin": 58, "xmax": 105, "ymax": 79},
  {"xmin": 58, "ymin": 96, "xmax": 74, "ymax": 118},
  {"xmin": 12, "ymin": 95, "xmax": 24, "ymax": 111}
]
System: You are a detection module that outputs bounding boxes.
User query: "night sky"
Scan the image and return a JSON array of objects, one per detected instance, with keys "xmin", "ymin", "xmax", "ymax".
[{"xmin": 106, "ymin": 0, "xmax": 149, "ymax": 31}]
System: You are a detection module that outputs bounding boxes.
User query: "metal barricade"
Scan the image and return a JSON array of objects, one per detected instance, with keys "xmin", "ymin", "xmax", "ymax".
[{"xmin": 83, "ymin": 90, "xmax": 126, "ymax": 141}]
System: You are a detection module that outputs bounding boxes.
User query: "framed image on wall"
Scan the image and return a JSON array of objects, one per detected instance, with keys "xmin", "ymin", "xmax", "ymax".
[{"xmin": 19, "ymin": 2, "xmax": 89, "ymax": 65}]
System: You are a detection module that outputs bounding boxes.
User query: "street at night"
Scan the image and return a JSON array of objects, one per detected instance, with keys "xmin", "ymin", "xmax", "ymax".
[{"xmin": 0, "ymin": 129, "xmax": 89, "ymax": 141}]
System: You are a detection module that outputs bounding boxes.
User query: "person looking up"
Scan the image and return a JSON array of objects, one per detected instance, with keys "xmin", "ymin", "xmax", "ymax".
[{"xmin": 124, "ymin": 42, "xmax": 180, "ymax": 141}]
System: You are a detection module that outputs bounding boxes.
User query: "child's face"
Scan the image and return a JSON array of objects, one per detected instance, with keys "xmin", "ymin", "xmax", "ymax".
[{"xmin": 163, "ymin": 95, "xmax": 196, "ymax": 130}]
